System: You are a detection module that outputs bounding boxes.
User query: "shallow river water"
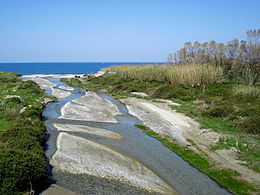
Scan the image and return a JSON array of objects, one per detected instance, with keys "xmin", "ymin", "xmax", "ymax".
[{"xmin": 42, "ymin": 78, "xmax": 231, "ymax": 195}]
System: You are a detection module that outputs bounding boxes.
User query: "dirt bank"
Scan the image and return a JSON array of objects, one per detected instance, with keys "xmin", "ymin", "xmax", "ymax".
[{"xmin": 121, "ymin": 97, "xmax": 260, "ymax": 186}]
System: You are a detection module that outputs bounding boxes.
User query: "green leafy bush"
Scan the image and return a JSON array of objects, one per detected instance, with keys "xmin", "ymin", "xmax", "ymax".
[
  {"xmin": 21, "ymin": 105, "xmax": 43, "ymax": 118},
  {"xmin": 18, "ymin": 80, "xmax": 43, "ymax": 94},
  {"xmin": 202, "ymin": 106, "xmax": 235, "ymax": 118},
  {"xmin": 0, "ymin": 149, "xmax": 46, "ymax": 195},
  {"xmin": 0, "ymin": 72, "xmax": 20, "ymax": 83},
  {"xmin": 238, "ymin": 116, "xmax": 260, "ymax": 134},
  {"xmin": 4, "ymin": 97, "xmax": 22, "ymax": 104},
  {"xmin": 150, "ymin": 85, "xmax": 193, "ymax": 100}
]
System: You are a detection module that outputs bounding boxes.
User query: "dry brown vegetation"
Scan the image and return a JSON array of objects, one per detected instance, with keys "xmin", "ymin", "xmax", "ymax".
[{"xmin": 102, "ymin": 64, "xmax": 224, "ymax": 87}]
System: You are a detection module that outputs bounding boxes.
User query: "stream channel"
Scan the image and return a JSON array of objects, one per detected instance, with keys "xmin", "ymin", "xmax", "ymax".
[{"xmin": 40, "ymin": 77, "xmax": 230, "ymax": 195}]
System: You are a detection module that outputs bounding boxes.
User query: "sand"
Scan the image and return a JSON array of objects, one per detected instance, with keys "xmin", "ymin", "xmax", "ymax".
[{"xmin": 59, "ymin": 91, "xmax": 121, "ymax": 123}]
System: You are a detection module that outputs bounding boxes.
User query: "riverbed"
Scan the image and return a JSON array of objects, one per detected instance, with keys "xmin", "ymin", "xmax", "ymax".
[{"xmin": 26, "ymin": 76, "xmax": 230, "ymax": 195}]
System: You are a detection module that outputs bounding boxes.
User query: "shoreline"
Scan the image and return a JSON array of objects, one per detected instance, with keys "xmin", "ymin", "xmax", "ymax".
[{"xmin": 22, "ymin": 71, "xmax": 105, "ymax": 79}]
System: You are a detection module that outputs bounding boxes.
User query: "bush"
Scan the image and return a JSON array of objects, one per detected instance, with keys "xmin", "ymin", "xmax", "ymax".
[
  {"xmin": 18, "ymin": 80, "xmax": 43, "ymax": 94},
  {"xmin": 1, "ymin": 130, "xmax": 45, "ymax": 153},
  {"xmin": 0, "ymin": 149, "xmax": 46, "ymax": 195},
  {"xmin": 150, "ymin": 85, "xmax": 193, "ymax": 100},
  {"xmin": 0, "ymin": 72, "xmax": 20, "ymax": 83},
  {"xmin": 4, "ymin": 97, "xmax": 22, "ymax": 104},
  {"xmin": 202, "ymin": 106, "xmax": 235, "ymax": 118},
  {"xmin": 3, "ymin": 108, "xmax": 19, "ymax": 120},
  {"xmin": 238, "ymin": 116, "xmax": 260, "ymax": 134},
  {"xmin": 9, "ymin": 122, "xmax": 46, "ymax": 143},
  {"xmin": 21, "ymin": 105, "xmax": 43, "ymax": 118}
]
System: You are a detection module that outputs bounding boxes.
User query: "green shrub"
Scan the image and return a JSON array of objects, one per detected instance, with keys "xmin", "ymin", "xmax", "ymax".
[
  {"xmin": 1, "ymin": 128, "xmax": 45, "ymax": 150},
  {"xmin": 204, "ymin": 82, "xmax": 234, "ymax": 97},
  {"xmin": 4, "ymin": 97, "xmax": 22, "ymax": 104},
  {"xmin": 0, "ymin": 72, "xmax": 20, "ymax": 83},
  {"xmin": 1, "ymin": 136, "xmax": 44, "ymax": 156},
  {"xmin": 202, "ymin": 106, "xmax": 235, "ymax": 118},
  {"xmin": 18, "ymin": 80, "xmax": 43, "ymax": 94},
  {"xmin": 0, "ymin": 149, "xmax": 46, "ymax": 195},
  {"xmin": 150, "ymin": 85, "xmax": 193, "ymax": 100},
  {"xmin": 236, "ymin": 107, "xmax": 260, "ymax": 117},
  {"xmin": 238, "ymin": 116, "xmax": 260, "ymax": 134},
  {"xmin": 21, "ymin": 105, "xmax": 42, "ymax": 118},
  {"xmin": 2, "ymin": 108, "xmax": 19, "ymax": 120}
]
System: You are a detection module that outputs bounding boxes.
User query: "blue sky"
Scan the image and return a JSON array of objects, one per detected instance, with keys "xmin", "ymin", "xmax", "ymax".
[{"xmin": 0, "ymin": 0, "xmax": 259, "ymax": 62}]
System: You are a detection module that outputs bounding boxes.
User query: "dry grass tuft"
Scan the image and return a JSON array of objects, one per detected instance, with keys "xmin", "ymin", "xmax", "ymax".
[{"xmin": 234, "ymin": 85, "xmax": 260, "ymax": 97}]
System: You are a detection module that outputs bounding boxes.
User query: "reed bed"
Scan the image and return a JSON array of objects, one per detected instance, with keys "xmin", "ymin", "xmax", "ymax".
[{"xmin": 102, "ymin": 64, "xmax": 224, "ymax": 87}]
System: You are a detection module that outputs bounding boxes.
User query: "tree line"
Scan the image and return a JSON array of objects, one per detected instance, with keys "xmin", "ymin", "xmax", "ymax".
[{"xmin": 167, "ymin": 29, "xmax": 260, "ymax": 84}]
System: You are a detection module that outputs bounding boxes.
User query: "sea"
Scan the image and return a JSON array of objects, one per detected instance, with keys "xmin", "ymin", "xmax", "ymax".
[{"xmin": 0, "ymin": 62, "xmax": 164, "ymax": 75}]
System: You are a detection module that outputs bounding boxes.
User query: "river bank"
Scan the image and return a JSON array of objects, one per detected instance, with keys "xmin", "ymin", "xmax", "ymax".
[
  {"xmin": 62, "ymin": 73, "xmax": 260, "ymax": 194},
  {"xmin": 0, "ymin": 72, "xmax": 54, "ymax": 194}
]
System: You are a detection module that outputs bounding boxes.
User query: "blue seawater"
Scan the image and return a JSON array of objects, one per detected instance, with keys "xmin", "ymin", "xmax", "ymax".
[{"xmin": 0, "ymin": 62, "xmax": 164, "ymax": 75}]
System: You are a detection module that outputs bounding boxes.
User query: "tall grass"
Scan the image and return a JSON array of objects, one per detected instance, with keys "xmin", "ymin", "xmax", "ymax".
[
  {"xmin": 102, "ymin": 64, "xmax": 224, "ymax": 87},
  {"xmin": 234, "ymin": 85, "xmax": 260, "ymax": 97}
]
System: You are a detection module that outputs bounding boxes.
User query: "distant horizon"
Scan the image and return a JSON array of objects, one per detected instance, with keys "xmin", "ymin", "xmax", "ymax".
[{"xmin": 0, "ymin": 61, "xmax": 159, "ymax": 75}]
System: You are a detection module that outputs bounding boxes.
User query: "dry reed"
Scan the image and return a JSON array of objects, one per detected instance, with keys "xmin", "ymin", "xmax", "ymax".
[{"xmin": 102, "ymin": 64, "xmax": 224, "ymax": 87}]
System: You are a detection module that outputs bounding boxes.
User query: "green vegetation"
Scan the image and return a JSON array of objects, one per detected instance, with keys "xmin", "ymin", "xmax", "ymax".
[
  {"xmin": 134, "ymin": 124, "xmax": 257, "ymax": 195},
  {"xmin": 63, "ymin": 69, "xmax": 259, "ymax": 194},
  {"xmin": 0, "ymin": 72, "xmax": 50, "ymax": 194}
]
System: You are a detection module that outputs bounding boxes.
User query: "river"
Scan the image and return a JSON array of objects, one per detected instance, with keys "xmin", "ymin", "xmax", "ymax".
[{"xmin": 39, "ymin": 77, "xmax": 230, "ymax": 195}]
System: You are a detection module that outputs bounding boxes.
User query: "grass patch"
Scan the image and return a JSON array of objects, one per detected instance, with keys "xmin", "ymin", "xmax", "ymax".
[
  {"xmin": 211, "ymin": 135, "xmax": 260, "ymax": 173},
  {"xmin": 234, "ymin": 84, "xmax": 260, "ymax": 97},
  {"xmin": 135, "ymin": 125, "xmax": 257, "ymax": 195}
]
